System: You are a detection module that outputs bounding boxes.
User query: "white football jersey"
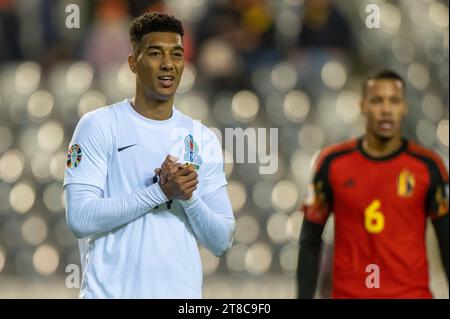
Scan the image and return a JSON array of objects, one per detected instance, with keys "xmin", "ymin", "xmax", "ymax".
[{"xmin": 64, "ymin": 99, "xmax": 227, "ymax": 298}]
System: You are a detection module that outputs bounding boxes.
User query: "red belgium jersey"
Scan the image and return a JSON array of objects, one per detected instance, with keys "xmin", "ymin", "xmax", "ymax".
[{"xmin": 303, "ymin": 138, "xmax": 449, "ymax": 298}]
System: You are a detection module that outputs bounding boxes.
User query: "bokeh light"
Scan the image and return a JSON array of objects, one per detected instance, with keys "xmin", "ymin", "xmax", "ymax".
[
  {"xmin": 235, "ymin": 215, "xmax": 260, "ymax": 244},
  {"xmin": 436, "ymin": 120, "xmax": 449, "ymax": 147},
  {"xmin": 37, "ymin": 121, "xmax": 64, "ymax": 152},
  {"xmin": 199, "ymin": 247, "xmax": 220, "ymax": 275},
  {"xmin": 178, "ymin": 63, "xmax": 197, "ymax": 94},
  {"xmin": 32, "ymin": 245, "xmax": 59, "ymax": 276},
  {"xmin": 271, "ymin": 62, "xmax": 297, "ymax": 92},
  {"xmin": 21, "ymin": 216, "xmax": 47, "ymax": 245},
  {"xmin": 279, "ymin": 243, "xmax": 299, "ymax": 274},
  {"xmin": 407, "ymin": 63, "xmax": 430, "ymax": 90},
  {"xmin": 271, "ymin": 180, "xmax": 298, "ymax": 212},
  {"xmin": 267, "ymin": 212, "xmax": 289, "ymax": 244},
  {"xmin": 245, "ymin": 242, "xmax": 272, "ymax": 275},
  {"xmin": 321, "ymin": 62, "xmax": 347, "ymax": 90},
  {"xmin": 0, "ymin": 246, "xmax": 5, "ymax": 272},
  {"xmin": 27, "ymin": 91, "xmax": 54, "ymax": 122},
  {"xmin": 336, "ymin": 91, "xmax": 360, "ymax": 123},
  {"xmin": 15, "ymin": 62, "xmax": 41, "ymax": 95},
  {"xmin": 0, "ymin": 149, "xmax": 25, "ymax": 183},
  {"xmin": 9, "ymin": 182, "xmax": 36, "ymax": 214},
  {"xmin": 226, "ymin": 244, "xmax": 248, "ymax": 273},
  {"xmin": 231, "ymin": 91, "xmax": 259, "ymax": 123},
  {"xmin": 227, "ymin": 180, "xmax": 247, "ymax": 213},
  {"xmin": 78, "ymin": 91, "xmax": 107, "ymax": 117},
  {"xmin": 177, "ymin": 94, "xmax": 208, "ymax": 121},
  {"xmin": 66, "ymin": 62, "xmax": 93, "ymax": 94},
  {"xmin": 43, "ymin": 182, "xmax": 65, "ymax": 213},
  {"xmin": 283, "ymin": 91, "xmax": 310, "ymax": 122}
]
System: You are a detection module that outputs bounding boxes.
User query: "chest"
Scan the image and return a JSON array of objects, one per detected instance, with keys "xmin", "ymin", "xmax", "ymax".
[
  {"xmin": 111, "ymin": 125, "xmax": 205, "ymax": 189},
  {"xmin": 329, "ymin": 155, "xmax": 430, "ymax": 217}
]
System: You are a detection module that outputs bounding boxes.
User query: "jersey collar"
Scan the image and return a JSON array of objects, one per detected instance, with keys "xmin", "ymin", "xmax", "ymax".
[{"xmin": 358, "ymin": 137, "xmax": 408, "ymax": 162}]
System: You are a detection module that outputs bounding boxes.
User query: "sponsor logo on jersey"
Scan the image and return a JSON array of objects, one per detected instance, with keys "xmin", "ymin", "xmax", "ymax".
[
  {"xmin": 397, "ymin": 169, "xmax": 415, "ymax": 198},
  {"xmin": 67, "ymin": 144, "xmax": 82, "ymax": 168}
]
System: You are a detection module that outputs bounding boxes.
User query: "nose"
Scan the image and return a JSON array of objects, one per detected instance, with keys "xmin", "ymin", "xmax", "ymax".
[
  {"xmin": 160, "ymin": 54, "xmax": 174, "ymax": 71},
  {"xmin": 381, "ymin": 100, "xmax": 392, "ymax": 115}
]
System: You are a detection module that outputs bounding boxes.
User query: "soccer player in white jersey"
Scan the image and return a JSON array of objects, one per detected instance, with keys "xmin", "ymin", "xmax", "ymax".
[{"xmin": 63, "ymin": 12, "xmax": 236, "ymax": 299}]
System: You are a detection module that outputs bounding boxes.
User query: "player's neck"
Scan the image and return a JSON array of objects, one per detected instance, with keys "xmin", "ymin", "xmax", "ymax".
[
  {"xmin": 362, "ymin": 134, "xmax": 403, "ymax": 159},
  {"xmin": 132, "ymin": 90, "xmax": 174, "ymax": 121}
]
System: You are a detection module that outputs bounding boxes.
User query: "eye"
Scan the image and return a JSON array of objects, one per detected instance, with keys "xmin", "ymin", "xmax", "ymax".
[
  {"xmin": 391, "ymin": 97, "xmax": 402, "ymax": 104},
  {"xmin": 148, "ymin": 50, "xmax": 161, "ymax": 56},
  {"xmin": 370, "ymin": 97, "xmax": 382, "ymax": 103}
]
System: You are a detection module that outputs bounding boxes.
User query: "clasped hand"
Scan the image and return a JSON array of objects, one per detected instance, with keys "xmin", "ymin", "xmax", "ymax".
[{"xmin": 154, "ymin": 155, "xmax": 198, "ymax": 200}]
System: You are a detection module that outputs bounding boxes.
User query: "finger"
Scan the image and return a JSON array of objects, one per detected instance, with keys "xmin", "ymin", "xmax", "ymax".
[
  {"xmin": 177, "ymin": 172, "xmax": 198, "ymax": 184},
  {"xmin": 180, "ymin": 163, "xmax": 195, "ymax": 171},
  {"xmin": 181, "ymin": 179, "xmax": 198, "ymax": 190},
  {"xmin": 161, "ymin": 155, "xmax": 179, "ymax": 170},
  {"xmin": 175, "ymin": 167, "xmax": 194, "ymax": 177},
  {"xmin": 184, "ymin": 170, "xmax": 198, "ymax": 181},
  {"xmin": 166, "ymin": 163, "xmax": 182, "ymax": 180},
  {"xmin": 183, "ymin": 186, "xmax": 197, "ymax": 199}
]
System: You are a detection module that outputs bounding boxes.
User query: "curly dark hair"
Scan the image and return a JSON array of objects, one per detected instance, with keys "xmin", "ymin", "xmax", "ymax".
[{"xmin": 129, "ymin": 12, "xmax": 184, "ymax": 52}]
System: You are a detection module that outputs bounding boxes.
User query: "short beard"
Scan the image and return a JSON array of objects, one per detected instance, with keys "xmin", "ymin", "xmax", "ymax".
[
  {"xmin": 373, "ymin": 134, "xmax": 393, "ymax": 144},
  {"xmin": 143, "ymin": 86, "xmax": 172, "ymax": 102}
]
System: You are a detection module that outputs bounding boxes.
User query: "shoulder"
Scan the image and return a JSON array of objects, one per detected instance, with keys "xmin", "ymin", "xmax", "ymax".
[
  {"xmin": 406, "ymin": 141, "xmax": 448, "ymax": 181},
  {"xmin": 76, "ymin": 103, "xmax": 120, "ymax": 132},
  {"xmin": 315, "ymin": 138, "xmax": 359, "ymax": 170}
]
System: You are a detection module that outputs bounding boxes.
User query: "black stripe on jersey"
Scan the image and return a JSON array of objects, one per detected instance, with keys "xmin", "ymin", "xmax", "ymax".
[
  {"xmin": 406, "ymin": 149, "xmax": 447, "ymax": 216},
  {"xmin": 316, "ymin": 146, "xmax": 358, "ymax": 210},
  {"xmin": 357, "ymin": 137, "xmax": 408, "ymax": 161}
]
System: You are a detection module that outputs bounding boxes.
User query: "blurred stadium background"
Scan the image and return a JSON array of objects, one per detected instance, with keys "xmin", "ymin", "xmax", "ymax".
[{"xmin": 0, "ymin": 0, "xmax": 448, "ymax": 298}]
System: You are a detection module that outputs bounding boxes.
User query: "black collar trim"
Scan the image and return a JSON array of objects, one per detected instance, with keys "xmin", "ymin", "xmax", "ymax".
[{"xmin": 358, "ymin": 137, "xmax": 408, "ymax": 162}]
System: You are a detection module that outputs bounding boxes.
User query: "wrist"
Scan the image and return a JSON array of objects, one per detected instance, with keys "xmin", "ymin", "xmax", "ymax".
[
  {"xmin": 179, "ymin": 193, "xmax": 199, "ymax": 207},
  {"xmin": 158, "ymin": 180, "xmax": 172, "ymax": 200},
  {"xmin": 151, "ymin": 182, "xmax": 169, "ymax": 203}
]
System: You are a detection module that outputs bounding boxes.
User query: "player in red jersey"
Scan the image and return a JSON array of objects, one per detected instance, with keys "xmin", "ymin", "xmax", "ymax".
[{"xmin": 297, "ymin": 70, "xmax": 449, "ymax": 298}]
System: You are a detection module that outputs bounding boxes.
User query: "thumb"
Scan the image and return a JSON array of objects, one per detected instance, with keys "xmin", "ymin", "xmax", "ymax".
[{"xmin": 168, "ymin": 155, "xmax": 179, "ymax": 162}]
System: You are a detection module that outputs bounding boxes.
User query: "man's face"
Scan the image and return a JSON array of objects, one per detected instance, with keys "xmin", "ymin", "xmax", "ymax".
[
  {"xmin": 129, "ymin": 32, "xmax": 184, "ymax": 101},
  {"xmin": 361, "ymin": 79, "xmax": 407, "ymax": 140}
]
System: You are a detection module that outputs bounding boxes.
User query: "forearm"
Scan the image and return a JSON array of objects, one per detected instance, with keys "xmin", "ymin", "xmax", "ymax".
[
  {"xmin": 65, "ymin": 183, "xmax": 168, "ymax": 239},
  {"xmin": 432, "ymin": 214, "xmax": 449, "ymax": 283},
  {"xmin": 297, "ymin": 219, "xmax": 325, "ymax": 299},
  {"xmin": 179, "ymin": 187, "xmax": 235, "ymax": 256}
]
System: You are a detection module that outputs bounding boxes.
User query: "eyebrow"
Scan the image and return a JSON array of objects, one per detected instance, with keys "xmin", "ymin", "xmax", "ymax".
[{"xmin": 145, "ymin": 45, "xmax": 184, "ymax": 52}]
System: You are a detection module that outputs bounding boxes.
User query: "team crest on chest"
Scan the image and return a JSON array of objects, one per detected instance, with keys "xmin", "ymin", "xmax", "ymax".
[
  {"xmin": 397, "ymin": 169, "xmax": 415, "ymax": 198},
  {"xmin": 67, "ymin": 144, "xmax": 82, "ymax": 168},
  {"xmin": 183, "ymin": 134, "xmax": 202, "ymax": 169}
]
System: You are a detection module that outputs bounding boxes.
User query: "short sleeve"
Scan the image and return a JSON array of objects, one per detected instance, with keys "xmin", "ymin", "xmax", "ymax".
[
  {"xmin": 63, "ymin": 110, "xmax": 113, "ymax": 190},
  {"xmin": 301, "ymin": 151, "xmax": 333, "ymax": 225},
  {"xmin": 198, "ymin": 131, "xmax": 227, "ymax": 197},
  {"xmin": 426, "ymin": 157, "xmax": 449, "ymax": 220}
]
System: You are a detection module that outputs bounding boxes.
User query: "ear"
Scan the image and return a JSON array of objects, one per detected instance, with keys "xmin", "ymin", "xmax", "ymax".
[{"xmin": 128, "ymin": 53, "xmax": 136, "ymax": 74}]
